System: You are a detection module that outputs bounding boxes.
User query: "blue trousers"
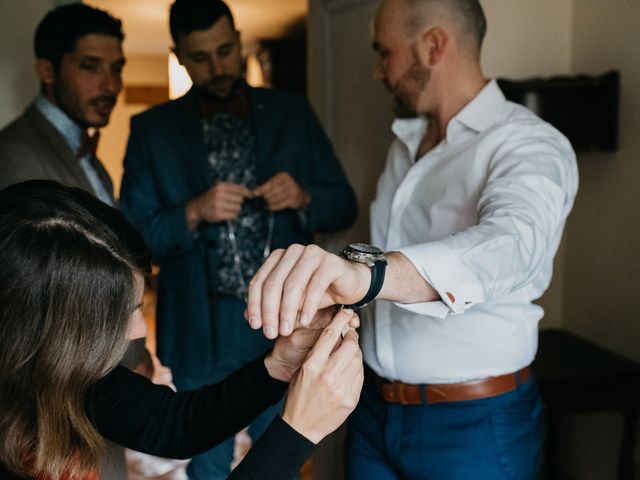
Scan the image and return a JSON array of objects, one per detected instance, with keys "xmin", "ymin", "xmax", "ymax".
[
  {"xmin": 346, "ymin": 366, "xmax": 543, "ymax": 480},
  {"xmin": 173, "ymin": 296, "xmax": 280, "ymax": 480}
]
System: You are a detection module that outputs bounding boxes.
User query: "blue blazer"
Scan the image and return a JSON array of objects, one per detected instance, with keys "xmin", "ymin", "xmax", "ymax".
[{"xmin": 120, "ymin": 86, "xmax": 357, "ymax": 378}]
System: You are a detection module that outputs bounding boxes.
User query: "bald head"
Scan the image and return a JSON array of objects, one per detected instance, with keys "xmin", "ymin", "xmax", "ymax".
[{"xmin": 398, "ymin": 0, "xmax": 487, "ymax": 59}]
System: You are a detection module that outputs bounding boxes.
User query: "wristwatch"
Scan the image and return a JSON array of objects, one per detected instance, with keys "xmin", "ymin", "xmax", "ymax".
[{"xmin": 340, "ymin": 243, "xmax": 387, "ymax": 309}]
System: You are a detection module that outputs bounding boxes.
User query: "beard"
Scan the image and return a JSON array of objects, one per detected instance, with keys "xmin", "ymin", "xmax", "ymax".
[
  {"xmin": 198, "ymin": 74, "xmax": 242, "ymax": 101},
  {"xmin": 386, "ymin": 45, "xmax": 431, "ymax": 118},
  {"xmin": 52, "ymin": 82, "xmax": 115, "ymax": 129}
]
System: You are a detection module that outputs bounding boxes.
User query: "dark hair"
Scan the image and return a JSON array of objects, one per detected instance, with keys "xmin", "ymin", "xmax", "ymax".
[
  {"xmin": 169, "ymin": 0, "xmax": 235, "ymax": 45},
  {"xmin": 0, "ymin": 180, "xmax": 150, "ymax": 479},
  {"xmin": 34, "ymin": 3, "xmax": 124, "ymax": 71}
]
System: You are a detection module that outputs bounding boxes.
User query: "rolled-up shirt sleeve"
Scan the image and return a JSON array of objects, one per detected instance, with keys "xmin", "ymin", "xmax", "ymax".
[{"xmin": 395, "ymin": 122, "xmax": 578, "ymax": 318}]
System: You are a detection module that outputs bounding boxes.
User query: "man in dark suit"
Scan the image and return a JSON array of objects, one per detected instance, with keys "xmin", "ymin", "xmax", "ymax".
[
  {"xmin": 0, "ymin": 6, "xmax": 129, "ymax": 479},
  {"xmin": 119, "ymin": 1, "xmax": 357, "ymax": 478},
  {"xmin": 0, "ymin": 4, "xmax": 122, "ymax": 205}
]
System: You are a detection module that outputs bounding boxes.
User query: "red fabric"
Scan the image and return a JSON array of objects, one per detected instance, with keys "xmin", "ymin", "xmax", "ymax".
[
  {"xmin": 76, "ymin": 130, "xmax": 100, "ymax": 159},
  {"xmin": 36, "ymin": 470, "xmax": 99, "ymax": 480},
  {"xmin": 24, "ymin": 453, "xmax": 99, "ymax": 480}
]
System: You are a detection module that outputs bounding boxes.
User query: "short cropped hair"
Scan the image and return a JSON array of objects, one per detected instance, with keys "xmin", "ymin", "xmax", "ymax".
[
  {"xmin": 169, "ymin": 0, "xmax": 235, "ymax": 45},
  {"xmin": 34, "ymin": 4, "xmax": 123, "ymax": 71},
  {"xmin": 405, "ymin": 0, "xmax": 487, "ymax": 57}
]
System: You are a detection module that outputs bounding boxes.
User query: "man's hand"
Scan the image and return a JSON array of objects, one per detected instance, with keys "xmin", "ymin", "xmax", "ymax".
[
  {"xmin": 245, "ymin": 244, "xmax": 370, "ymax": 339},
  {"xmin": 254, "ymin": 172, "xmax": 310, "ymax": 212},
  {"xmin": 246, "ymin": 245, "xmax": 439, "ymax": 339},
  {"xmin": 264, "ymin": 308, "xmax": 360, "ymax": 382},
  {"xmin": 279, "ymin": 309, "xmax": 364, "ymax": 444},
  {"xmin": 185, "ymin": 182, "xmax": 252, "ymax": 230}
]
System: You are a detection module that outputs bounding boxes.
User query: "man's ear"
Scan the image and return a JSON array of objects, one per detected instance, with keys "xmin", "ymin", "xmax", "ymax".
[
  {"xmin": 36, "ymin": 58, "xmax": 55, "ymax": 86},
  {"xmin": 418, "ymin": 26, "xmax": 448, "ymax": 66}
]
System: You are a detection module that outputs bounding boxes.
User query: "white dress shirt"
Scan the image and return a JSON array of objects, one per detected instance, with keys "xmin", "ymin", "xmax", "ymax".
[{"xmin": 362, "ymin": 80, "xmax": 578, "ymax": 384}]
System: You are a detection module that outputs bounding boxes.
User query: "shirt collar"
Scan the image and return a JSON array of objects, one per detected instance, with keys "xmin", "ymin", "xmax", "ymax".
[
  {"xmin": 34, "ymin": 95, "xmax": 84, "ymax": 154},
  {"xmin": 391, "ymin": 116, "xmax": 429, "ymax": 162},
  {"xmin": 447, "ymin": 79, "xmax": 506, "ymax": 138},
  {"xmin": 391, "ymin": 79, "xmax": 507, "ymax": 156}
]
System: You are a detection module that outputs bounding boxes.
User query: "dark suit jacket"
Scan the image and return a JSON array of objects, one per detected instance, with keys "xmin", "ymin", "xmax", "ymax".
[
  {"xmin": 120, "ymin": 86, "xmax": 357, "ymax": 378},
  {"xmin": 0, "ymin": 103, "xmax": 113, "ymax": 196}
]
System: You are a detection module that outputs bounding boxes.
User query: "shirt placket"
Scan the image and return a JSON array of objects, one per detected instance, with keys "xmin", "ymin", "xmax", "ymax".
[{"xmin": 376, "ymin": 143, "xmax": 445, "ymax": 378}]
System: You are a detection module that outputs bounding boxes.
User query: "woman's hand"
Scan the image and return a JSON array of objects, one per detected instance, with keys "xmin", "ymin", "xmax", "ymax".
[
  {"xmin": 264, "ymin": 308, "xmax": 359, "ymax": 382},
  {"xmin": 280, "ymin": 309, "xmax": 364, "ymax": 444}
]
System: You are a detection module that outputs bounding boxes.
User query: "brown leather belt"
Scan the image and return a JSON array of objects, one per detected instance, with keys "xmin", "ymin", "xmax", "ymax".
[{"xmin": 375, "ymin": 367, "xmax": 531, "ymax": 405}]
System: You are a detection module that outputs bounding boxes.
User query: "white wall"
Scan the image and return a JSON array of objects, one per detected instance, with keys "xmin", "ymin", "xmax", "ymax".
[
  {"xmin": 0, "ymin": 0, "xmax": 58, "ymax": 128},
  {"xmin": 562, "ymin": 2, "xmax": 640, "ymax": 479},
  {"xmin": 567, "ymin": 0, "xmax": 640, "ymax": 367},
  {"xmin": 481, "ymin": 0, "xmax": 573, "ymax": 79}
]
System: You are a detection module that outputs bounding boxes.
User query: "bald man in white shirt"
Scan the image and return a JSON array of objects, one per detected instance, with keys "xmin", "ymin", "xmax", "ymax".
[{"xmin": 245, "ymin": 0, "xmax": 578, "ymax": 478}]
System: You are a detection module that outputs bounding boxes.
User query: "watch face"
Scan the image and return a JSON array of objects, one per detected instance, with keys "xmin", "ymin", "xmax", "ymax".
[{"xmin": 349, "ymin": 243, "xmax": 383, "ymax": 255}]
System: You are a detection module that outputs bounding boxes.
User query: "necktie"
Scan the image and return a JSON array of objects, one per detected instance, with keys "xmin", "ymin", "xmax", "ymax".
[{"xmin": 76, "ymin": 130, "xmax": 100, "ymax": 159}]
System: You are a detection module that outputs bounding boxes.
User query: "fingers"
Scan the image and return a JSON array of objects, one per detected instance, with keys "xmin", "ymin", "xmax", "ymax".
[
  {"xmin": 246, "ymin": 248, "xmax": 285, "ymax": 331},
  {"xmin": 209, "ymin": 182, "xmax": 252, "ymax": 207},
  {"xmin": 307, "ymin": 307, "xmax": 335, "ymax": 330},
  {"xmin": 213, "ymin": 183, "xmax": 251, "ymax": 211},
  {"xmin": 254, "ymin": 172, "xmax": 306, "ymax": 211},
  {"xmin": 280, "ymin": 309, "xmax": 363, "ymax": 443},
  {"xmin": 306, "ymin": 309, "xmax": 356, "ymax": 363},
  {"xmin": 342, "ymin": 345, "xmax": 365, "ymax": 400},
  {"xmin": 323, "ymin": 324, "xmax": 362, "ymax": 380},
  {"xmin": 278, "ymin": 245, "xmax": 329, "ymax": 330},
  {"xmin": 262, "ymin": 190, "xmax": 290, "ymax": 211},
  {"xmin": 217, "ymin": 182, "xmax": 253, "ymax": 198},
  {"xmin": 198, "ymin": 182, "xmax": 252, "ymax": 222},
  {"xmin": 260, "ymin": 245, "xmax": 309, "ymax": 338},
  {"xmin": 213, "ymin": 198, "xmax": 243, "ymax": 219},
  {"xmin": 254, "ymin": 172, "xmax": 288, "ymax": 197},
  {"xmin": 246, "ymin": 244, "xmax": 343, "ymax": 337},
  {"xmin": 296, "ymin": 254, "xmax": 344, "ymax": 326},
  {"xmin": 288, "ymin": 326, "xmax": 323, "ymax": 349}
]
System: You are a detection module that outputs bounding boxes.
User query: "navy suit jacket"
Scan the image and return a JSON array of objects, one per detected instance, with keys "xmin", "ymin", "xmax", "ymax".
[{"xmin": 120, "ymin": 86, "xmax": 357, "ymax": 378}]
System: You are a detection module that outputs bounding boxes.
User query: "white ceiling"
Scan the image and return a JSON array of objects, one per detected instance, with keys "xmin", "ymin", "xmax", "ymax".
[{"xmin": 87, "ymin": 0, "xmax": 307, "ymax": 56}]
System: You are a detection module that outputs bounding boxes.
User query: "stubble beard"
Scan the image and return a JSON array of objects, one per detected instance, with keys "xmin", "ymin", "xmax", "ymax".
[
  {"xmin": 52, "ymin": 81, "xmax": 112, "ymax": 129},
  {"xmin": 200, "ymin": 74, "xmax": 242, "ymax": 101},
  {"xmin": 390, "ymin": 46, "xmax": 430, "ymax": 118}
]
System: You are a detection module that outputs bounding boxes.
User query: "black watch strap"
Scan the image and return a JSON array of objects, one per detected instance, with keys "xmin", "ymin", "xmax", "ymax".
[{"xmin": 347, "ymin": 258, "xmax": 387, "ymax": 309}]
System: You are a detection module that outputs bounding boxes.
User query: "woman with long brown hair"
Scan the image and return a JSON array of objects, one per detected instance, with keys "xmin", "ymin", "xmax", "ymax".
[{"xmin": 0, "ymin": 180, "xmax": 363, "ymax": 480}]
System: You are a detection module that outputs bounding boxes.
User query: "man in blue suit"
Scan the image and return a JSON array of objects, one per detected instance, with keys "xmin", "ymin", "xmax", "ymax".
[{"xmin": 119, "ymin": 1, "xmax": 357, "ymax": 478}]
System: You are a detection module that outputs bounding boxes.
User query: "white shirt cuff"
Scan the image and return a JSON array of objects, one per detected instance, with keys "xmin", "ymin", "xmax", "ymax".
[{"xmin": 396, "ymin": 241, "xmax": 485, "ymax": 317}]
